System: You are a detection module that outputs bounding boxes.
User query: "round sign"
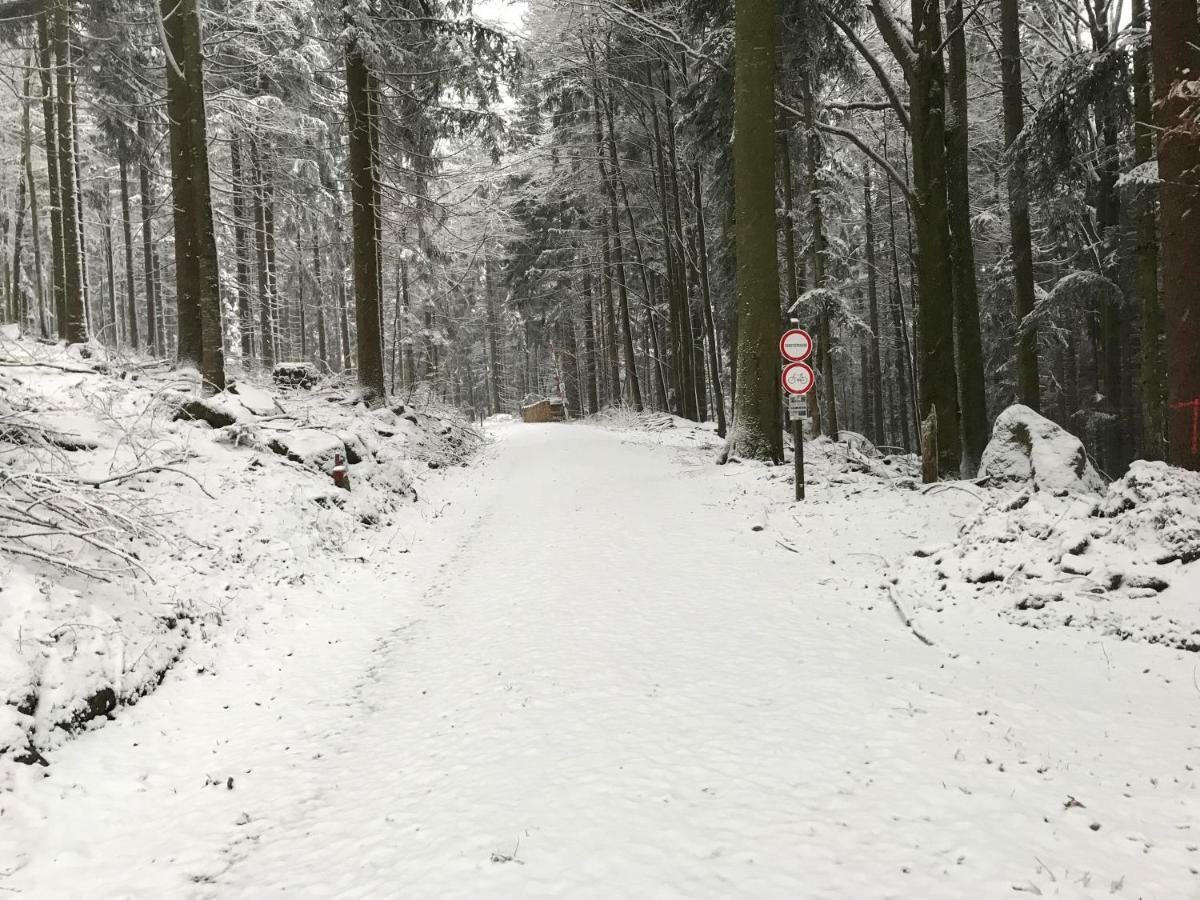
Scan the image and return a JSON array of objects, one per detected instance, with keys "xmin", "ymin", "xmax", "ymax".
[
  {"xmin": 782, "ymin": 362, "xmax": 815, "ymax": 395},
  {"xmin": 780, "ymin": 328, "xmax": 813, "ymax": 362}
]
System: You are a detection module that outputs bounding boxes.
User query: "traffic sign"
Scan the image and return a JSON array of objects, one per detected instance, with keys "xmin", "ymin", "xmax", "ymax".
[
  {"xmin": 780, "ymin": 328, "xmax": 813, "ymax": 362},
  {"xmin": 782, "ymin": 362, "xmax": 815, "ymax": 395}
]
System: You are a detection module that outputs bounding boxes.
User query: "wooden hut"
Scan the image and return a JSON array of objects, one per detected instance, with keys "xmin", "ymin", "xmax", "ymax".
[{"xmin": 521, "ymin": 398, "xmax": 568, "ymax": 423}]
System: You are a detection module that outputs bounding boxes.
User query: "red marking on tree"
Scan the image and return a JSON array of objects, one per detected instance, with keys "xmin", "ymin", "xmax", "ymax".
[{"xmin": 1171, "ymin": 398, "xmax": 1200, "ymax": 455}]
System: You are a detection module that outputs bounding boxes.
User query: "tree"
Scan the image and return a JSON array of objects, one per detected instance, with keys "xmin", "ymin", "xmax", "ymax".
[
  {"xmin": 724, "ymin": 0, "xmax": 783, "ymax": 463},
  {"xmin": 51, "ymin": 0, "xmax": 85, "ymax": 343},
  {"xmin": 999, "ymin": 0, "xmax": 1039, "ymax": 413},
  {"xmin": 161, "ymin": 0, "xmax": 224, "ymax": 391},
  {"xmin": 868, "ymin": 0, "xmax": 961, "ymax": 478},
  {"xmin": 1151, "ymin": 0, "xmax": 1200, "ymax": 470},
  {"xmin": 1132, "ymin": 0, "xmax": 1163, "ymax": 460},
  {"xmin": 943, "ymin": 0, "xmax": 987, "ymax": 475},
  {"xmin": 345, "ymin": 5, "xmax": 386, "ymax": 401}
]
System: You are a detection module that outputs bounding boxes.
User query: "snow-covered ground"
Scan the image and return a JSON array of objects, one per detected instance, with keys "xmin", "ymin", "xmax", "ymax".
[{"xmin": 3, "ymin": 415, "xmax": 1197, "ymax": 898}]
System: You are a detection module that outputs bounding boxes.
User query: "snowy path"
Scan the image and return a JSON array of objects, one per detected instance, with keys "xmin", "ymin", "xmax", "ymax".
[{"xmin": 5, "ymin": 423, "xmax": 1198, "ymax": 898}]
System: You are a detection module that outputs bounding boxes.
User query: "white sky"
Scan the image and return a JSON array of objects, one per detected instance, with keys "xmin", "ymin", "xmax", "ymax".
[{"xmin": 473, "ymin": 0, "xmax": 528, "ymax": 36}]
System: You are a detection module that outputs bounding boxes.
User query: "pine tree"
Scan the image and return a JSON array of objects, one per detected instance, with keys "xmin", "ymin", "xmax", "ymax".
[
  {"xmin": 724, "ymin": 0, "xmax": 783, "ymax": 463},
  {"xmin": 1151, "ymin": 0, "xmax": 1200, "ymax": 470}
]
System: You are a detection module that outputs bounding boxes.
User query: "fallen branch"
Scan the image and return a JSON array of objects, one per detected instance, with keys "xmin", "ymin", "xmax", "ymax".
[
  {"xmin": 887, "ymin": 584, "xmax": 936, "ymax": 647},
  {"xmin": 919, "ymin": 482, "xmax": 987, "ymax": 501},
  {"xmin": 68, "ymin": 462, "xmax": 216, "ymax": 500},
  {"xmin": 0, "ymin": 360, "xmax": 98, "ymax": 375}
]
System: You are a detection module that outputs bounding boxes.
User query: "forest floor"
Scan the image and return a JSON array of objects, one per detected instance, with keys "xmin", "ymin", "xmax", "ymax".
[{"xmin": 3, "ymin": 413, "xmax": 1199, "ymax": 898}]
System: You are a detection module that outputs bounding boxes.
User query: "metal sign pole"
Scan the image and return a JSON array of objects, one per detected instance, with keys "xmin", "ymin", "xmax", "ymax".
[
  {"xmin": 793, "ymin": 416, "xmax": 804, "ymax": 501},
  {"xmin": 781, "ymin": 320, "xmax": 812, "ymax": 503}
]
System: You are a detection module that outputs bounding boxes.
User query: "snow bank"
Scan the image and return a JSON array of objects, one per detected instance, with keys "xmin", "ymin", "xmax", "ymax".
[
  {"xmin": 978, "ymin": 404, "xmax": 1104, "ymax": 496},
  {"xmin": 897, "ymin": 456, "xmax": 1200, "ymax": 652},
  {"xmin": 0, "ymin": 337, "xmax": 483, "ymax": 770}
]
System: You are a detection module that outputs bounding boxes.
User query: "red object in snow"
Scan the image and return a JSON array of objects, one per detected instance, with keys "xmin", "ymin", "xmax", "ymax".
[{"xmin": 332, "ymin": 453, "xmax": 350, "ymax": 490}]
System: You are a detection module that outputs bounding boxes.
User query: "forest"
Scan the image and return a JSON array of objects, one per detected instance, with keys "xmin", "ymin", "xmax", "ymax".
[
  {"xmin": 3, "ymin": 2, "xmax": 1200, "ymax": 892},
  {"xmin": 0, "ymin": 0, "xmax": 1196, "ymax": 480}
]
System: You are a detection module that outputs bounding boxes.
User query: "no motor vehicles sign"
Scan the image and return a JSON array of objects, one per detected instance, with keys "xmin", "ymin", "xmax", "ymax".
[{"xmin": 779, "ymin": 328, "xmax": 813, "ymax": 362}]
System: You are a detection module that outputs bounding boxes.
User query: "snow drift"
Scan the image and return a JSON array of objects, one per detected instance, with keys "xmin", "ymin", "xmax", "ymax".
[
  {"xmin": 898, "ymin": 407, "xmax": 1200, "ymax": 651},
  {"xmin": 0, "ymin": 333, "xmax": 482, "ymax": 770}
]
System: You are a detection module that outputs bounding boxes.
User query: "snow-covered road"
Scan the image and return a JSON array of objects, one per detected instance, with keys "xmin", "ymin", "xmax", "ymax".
[{"xmin": 5, "ymin": 422, "xmax": 1198, "ymax": 898}]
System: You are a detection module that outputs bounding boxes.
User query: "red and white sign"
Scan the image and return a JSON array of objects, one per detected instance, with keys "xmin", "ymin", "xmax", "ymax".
[
  {"xmin": 782, "ymin": 362, "xmax": 815, "ymax": 396},
  {"xmin": 779, "ymin": 328, "xmax": 813, "ymax": 362}
]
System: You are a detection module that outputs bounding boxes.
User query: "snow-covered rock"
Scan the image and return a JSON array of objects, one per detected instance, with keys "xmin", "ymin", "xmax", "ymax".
[
  {"xmin": 978, "ymin": 404, "xmax": 1104, "ymax": 496},
  {"xmin": 1098, "ymin": 460, "xmax": 1200, "ymax": 564},
  {"xmin": 267, "ymin": 428, "xmax": 350, "ymax": 470},
  {"xmin": 228, "ymin": 382, "xmax": 282, "ymax": 416},
  {"xmin": 173, "ymin": 393, "xmax": 253, "ymax": 428}
]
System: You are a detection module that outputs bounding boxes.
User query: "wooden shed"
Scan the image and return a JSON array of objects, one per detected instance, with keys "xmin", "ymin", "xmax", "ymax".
[{"xmin": 521, "ymin": 398, "xmax": 567, "ymax": 423}]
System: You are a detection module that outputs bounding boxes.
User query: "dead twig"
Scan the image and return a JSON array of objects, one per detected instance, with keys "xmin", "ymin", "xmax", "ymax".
[{"xmin": 887, "ymin": 584, "xmax": 936, "ymax": 647}]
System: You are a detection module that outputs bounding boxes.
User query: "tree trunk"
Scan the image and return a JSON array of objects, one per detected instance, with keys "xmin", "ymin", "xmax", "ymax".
[
  {"xmin": 943, "ymin": 0, "xmax": 988, "ymax": 475},
  {"xmin": 250, "ymin": 139, "xmax": 275, "ymax": 368},
  {"xmin": 151, "ymin": 243, "xmax": 166, "ymax": 351},
  {"xmin": 137, "ymin": 115, "xmax": 158, "ymax": 356},
  {"xmin": 695, "ymin": 163, "xmax": 726, "ymax": 437},
  {"xmin": 118, "ymin": 134, "xmax": 139, "ymax": 350},
  {"xmin": 886, "ymin": 154, "xmax": 917, "ymax": 452},
  {"xmin": 1151, "ymin": 0, "xmax": 1200, "ymax": 470},
  {"xmin": 161, "ymin": 0, "xmax": 225, "ymax": 390},
  {"xmin": 872, "ymin": 0, "xmax": 961, "ymax": 477},
  {"xmin": 37, "ymin": 16, "xmax": 64, "ymax": 338},
  {"xmin": 346, "ymin": 20, "xmax": 386, "ymax": 400},
  {"xmin": 598, "ymin": 222, "xmax": 620, "ymax": 406},
  {"xmin": 230, "ymin": 135, "xmax": 253, "ymax": 360},
  {"xmin": 1132, "ymin": 0, "xmax": 1164, "ymax": 460},
  {"xmin": 314, "ymin": 230, "xmax": 328, "ymax": 370},
  {"xmin": 484, "ymin": 258, "xmax": 503, "ymax": 413},
  {"xmin": 800, "ymin": 68, "xmax": 839, "ymax": 440},
  {"xmin": 297, "ymin": 227, "xmax": 307, "ymax": 360},
  {"xmin": 51, "ymin": 1, "xmax": 85, "ymax": 343},
  {"xmin": 9, "ymin": 138, "xmax": 27, "ymax": 325},
  {"xmin": 999, "ymin": 0, "xmax": 1040, "ymax": 412},
  {"xmin": 70, "ymin": 71, "xmax": 89, "ymax": 335},
  {"xmin": 646, "ymin": 81, "xmax": 691, "ymax": 418},
  {"xmin": 103, "ymin": 206, "xmax": 117, "ymax": 343},
  {"xmin": 582, "ymin": 269, "xmax": 599, "ymax": 414},
  {"xmin": 263, "ymin": 170, "xmax": 282, "ymax": 362},
  {"xmin": 663, "ymin": 66, "xmax": 701, "ymax": 421},
  {"xmin": 597, "ymin": 93, "xmax": 643, "ymax": 411},
  {"xmin": 725, "ymin": 0, "xmax": 783, "ymax": 463},
  {"xmin": 864, "ymin": 167, "xmax": 885, "ymax": 444},
  {"xmin": 22, "ymin": 54, "xmax": 46, "ymax": 335}
]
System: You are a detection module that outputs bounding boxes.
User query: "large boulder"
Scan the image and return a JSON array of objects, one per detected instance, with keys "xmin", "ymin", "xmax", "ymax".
[
  {"xmin": 979, "ymin": 405, "xmax": 1104, "ymax": 496},
  {"xmin": 228, "ymin": 382, "xmax": 282, "ymax": 416}
]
